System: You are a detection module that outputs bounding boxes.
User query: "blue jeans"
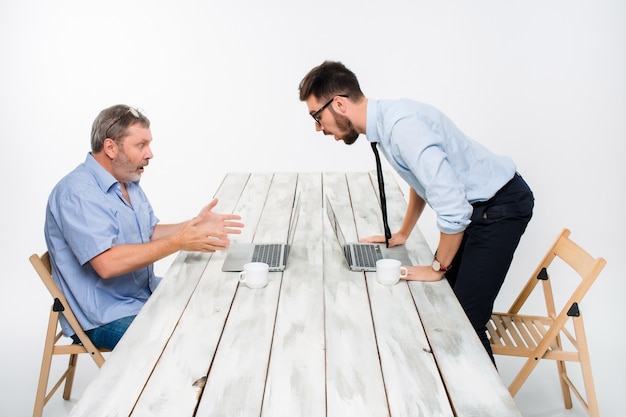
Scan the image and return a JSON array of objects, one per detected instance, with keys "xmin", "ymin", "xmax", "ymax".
[
  {"xmin": 71, "ymin": 315, "xmax": 136, "ymax": 350},
  {"xmin": 445, "ymin": 173, "xmax": 534, "ymax": 364}
]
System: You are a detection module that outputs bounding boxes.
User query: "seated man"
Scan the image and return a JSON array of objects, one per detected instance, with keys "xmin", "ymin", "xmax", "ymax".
[{"xmin": 44, "ymin": 104, "xmax": 243, "ymax": 349}]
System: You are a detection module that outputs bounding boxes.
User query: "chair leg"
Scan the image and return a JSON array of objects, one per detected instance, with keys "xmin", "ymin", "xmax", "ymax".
[
  {"xmin": 508, "ymin": 354, "xmax": 542, "ymax": 396},
  {"xmin": 33, "ymin": 310, "xmax": 59, "ymax": 417},
  {"xmin": 554, "ymin": 333, "xmax": 573, "ymax": 409},
  {"xmin": 574, "ymin": 317, "xmax": 600, "ymax": 417},
  {"xmin": 557, "ymin": 360, "xmax": 573, "ymax": 409},
  {"xmin": 62, "ymin": 354, "xmax": 78, "ymax": 400}
]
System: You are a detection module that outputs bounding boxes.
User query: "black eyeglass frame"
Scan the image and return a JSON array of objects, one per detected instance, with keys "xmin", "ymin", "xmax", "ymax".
[
  {"xmin": 311, "ymin": 94, "xmax": 349, "ymax": 125},
  {"xmin": 105, "ymin": 107, "xmax": 142, "ymax": 139}
]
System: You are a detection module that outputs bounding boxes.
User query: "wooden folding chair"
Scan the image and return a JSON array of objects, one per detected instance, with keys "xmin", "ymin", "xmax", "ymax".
[
  {"xmin": 487, "ymin": 229, "xmax": 606, "ymax": 417},
  {"xmin": 30, "ymin": 252, "xmax": 110, "ymax": 417}
]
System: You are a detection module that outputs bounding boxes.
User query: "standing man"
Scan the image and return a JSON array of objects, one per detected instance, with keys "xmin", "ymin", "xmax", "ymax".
[
  {"xmin": 45, "ymin": 104, "xmax": 244, "ymax": 349},
  {"xmin": 298, "ymin": 61, "xmax": 534, "ymax": 361}
]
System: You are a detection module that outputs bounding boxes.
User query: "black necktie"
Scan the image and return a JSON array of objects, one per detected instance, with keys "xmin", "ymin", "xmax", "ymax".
[{"xmin": 371, "ymin": 142, "xmax": 392, "ymax": 247}]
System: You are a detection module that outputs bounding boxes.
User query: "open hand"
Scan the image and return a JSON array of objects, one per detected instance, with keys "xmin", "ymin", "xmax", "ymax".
[{"xmin": 196, "ymin": 198, "xmax": 244, "ymax": 236}]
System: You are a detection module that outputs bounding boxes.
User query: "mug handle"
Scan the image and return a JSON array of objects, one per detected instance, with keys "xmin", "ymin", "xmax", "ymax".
[
  {"xmin": 399, "ymin": 266, "xmax": 408, "ymax": 278},
  {"xmin": 238, "ymin": 271, "xmax": 246, "ymax": 282}
]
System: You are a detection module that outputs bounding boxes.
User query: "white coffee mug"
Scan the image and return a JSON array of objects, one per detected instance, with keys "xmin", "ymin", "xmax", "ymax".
[
  {"xmin": 376, "ymin": 258, "xmax": 408, "ymax": 286},
  {"xmin": 238, "ymin": 262, "xmax": 269, "ymax": 289}
]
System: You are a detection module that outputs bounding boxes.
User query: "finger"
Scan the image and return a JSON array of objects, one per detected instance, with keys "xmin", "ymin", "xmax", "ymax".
[
  {"xmin": 224, "ymin": 225, "xmax": 244, "ymax": 234},
  {"xmin": 206, "ymin": 198, "xmax": 219, "ymax": 210},
  {"xmin": 206, "ymin": 236, "xmax": 230, "ymax": 250},
  {"xmin": 200, "ymin": 198, "xmax": 219, "ymax": 215},
  {"xmin": 224, "ymin": 220, "xmax": 245, "ymax": 228},
  {"xmin": 206, "ymin": 231, "xmax": 228, "ymax": 240},
  {"xmin": 359, "ymin": 234, "xmax": 386, "ymax": 244}
]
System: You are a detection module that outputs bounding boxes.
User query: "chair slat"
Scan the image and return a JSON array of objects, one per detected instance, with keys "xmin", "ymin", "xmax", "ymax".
[
  {"xmin": 501, "ymin": 315, "xmax": 526, "ymax": 347},
  {"xmin": 492, "ymin": 315, "xmax": 514, "ymax": 346}
]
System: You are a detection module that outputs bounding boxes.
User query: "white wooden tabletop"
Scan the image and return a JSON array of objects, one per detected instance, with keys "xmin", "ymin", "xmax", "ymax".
[{"xmin": 69, "ymin": 171, "xmax": 521, "ymax": 417}]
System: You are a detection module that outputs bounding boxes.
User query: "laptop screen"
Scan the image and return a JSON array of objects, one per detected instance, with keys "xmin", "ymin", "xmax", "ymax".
[
  {"xmin": 325, "ymin": 196, "xmax": 347, "ymax": 248},
  {"xmin": 286, "ymin": 194, "xmax": 301, "ymax": 246}
]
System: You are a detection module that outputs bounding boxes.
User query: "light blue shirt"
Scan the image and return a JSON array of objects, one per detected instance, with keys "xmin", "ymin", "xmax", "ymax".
[
  {"xmin": 366, "ymin": 99, "xmax": 516, "ymax": 234},
  {"xmin": 44, "ymin": 153, "xmax": 159, "ymax": 336}
]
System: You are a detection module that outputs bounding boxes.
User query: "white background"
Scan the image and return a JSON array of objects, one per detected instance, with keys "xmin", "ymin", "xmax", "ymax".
[{"xmin": 1, "ymin": 1, "xmax": 624, "ymax": 416}]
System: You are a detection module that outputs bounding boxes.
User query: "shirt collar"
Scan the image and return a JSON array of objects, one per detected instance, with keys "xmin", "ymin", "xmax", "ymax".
[
  {"xmin": 365, "ymin": 99, "xmax": 380, "ymax": 144},
  {"xmin": 84, "ymin": 152, "xmax": 119, "ymax": 194}
]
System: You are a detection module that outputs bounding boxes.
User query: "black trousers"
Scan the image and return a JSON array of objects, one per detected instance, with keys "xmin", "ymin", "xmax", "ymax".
[{"xmin": 444, "ymin": 173, "xmax": 534, "ymax": 363}]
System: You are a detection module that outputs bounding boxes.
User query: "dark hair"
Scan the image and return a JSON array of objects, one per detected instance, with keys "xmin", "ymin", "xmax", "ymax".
[
  {"xmin": 298, "ymin": 60, "xmax": 364, "ymax": 102},
  {"xmin": 90, "ymin": 104, "xmax": 150, "ymax": 152}
]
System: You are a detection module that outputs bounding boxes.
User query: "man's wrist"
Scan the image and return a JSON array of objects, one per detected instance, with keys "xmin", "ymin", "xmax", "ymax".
[{"xmin": 431, "ymin": 255, "xmax": 450, "ymax": 273}]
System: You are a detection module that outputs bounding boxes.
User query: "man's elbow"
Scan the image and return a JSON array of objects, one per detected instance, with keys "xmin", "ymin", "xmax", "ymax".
[{"xmin": 89, "ymin": 254, "xmax": 118, "ymax": 279}]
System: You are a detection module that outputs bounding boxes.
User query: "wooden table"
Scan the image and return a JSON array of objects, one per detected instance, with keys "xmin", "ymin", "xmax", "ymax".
[{"xmin": 70, "ymin": 172, "xmax": 521, "ymax": 417}]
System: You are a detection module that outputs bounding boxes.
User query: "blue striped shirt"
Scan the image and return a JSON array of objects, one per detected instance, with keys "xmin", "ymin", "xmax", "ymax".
[{"xmin": 44, "ymin": 153, "xmax": 159, "ymax": 336}]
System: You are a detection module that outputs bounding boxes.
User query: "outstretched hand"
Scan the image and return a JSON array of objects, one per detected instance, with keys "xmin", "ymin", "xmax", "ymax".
[
  {"xmin": 176, "ymin": 198, "xmax": 244, "ymax": 253},
  {"xmin": 177, "ymin": 217, "xmax": 231, "ymax": 252},
  {"xmin": 196, "ymin": 198, "xmax": 245, "ymax": 236}
]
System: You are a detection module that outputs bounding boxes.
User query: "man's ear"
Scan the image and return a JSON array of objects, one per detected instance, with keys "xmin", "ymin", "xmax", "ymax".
[
  {"xmin": 102, "ymin": 138, "xmax": 119, "ymax": 159},
  {"xmin": 334, "ymin": 95, "xmax": 349, "ymax": 114}
]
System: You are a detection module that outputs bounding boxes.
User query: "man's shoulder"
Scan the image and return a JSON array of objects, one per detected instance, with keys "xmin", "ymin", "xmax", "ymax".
[{"xmin": 50, "ymin": 163, "xmax": 101, "ymax": 200}]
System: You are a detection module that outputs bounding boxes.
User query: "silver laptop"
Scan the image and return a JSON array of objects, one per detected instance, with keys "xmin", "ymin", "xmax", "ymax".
[
  {"xmin": 222, "ymin": 195, "xmax": 301, "ymax": 272},
  {"xmin": 325, "ymin": 196, "xmax": 412, "ymax": 271}
]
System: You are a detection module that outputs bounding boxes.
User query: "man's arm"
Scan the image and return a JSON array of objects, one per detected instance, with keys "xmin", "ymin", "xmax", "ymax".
[
  {"xmin": 359, "ymin": 187, "xmax": 426, "ymax": 246},
  {"xmin": 89, "ymin": 219, "xmax": 225, "ymax": 278},
  {"xmin": 91, "ymin": 199, "xmax": 243, "ymax": 279},
  {"xmin": 396, "ymin": 188, "xmax": 426, "ymax": 240}
]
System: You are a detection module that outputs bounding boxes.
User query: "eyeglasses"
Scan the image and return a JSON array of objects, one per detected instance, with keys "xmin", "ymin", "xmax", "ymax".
[
  {"xmin": 310, "ymin": 95, "xmax": 348, "ymax": 125},
  {"xmin": 105, "ymin": 107, "xmax": 141, "ymax": 139}
]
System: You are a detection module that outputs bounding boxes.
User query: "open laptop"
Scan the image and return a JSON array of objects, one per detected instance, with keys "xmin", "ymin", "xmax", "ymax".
[
  {"xmin": 325, "ymin": 196, "xmax": 412, "ymax": 271},
  {"xmin": 222, "ymin": 195, "xmax": 301, "ymax": 272}
]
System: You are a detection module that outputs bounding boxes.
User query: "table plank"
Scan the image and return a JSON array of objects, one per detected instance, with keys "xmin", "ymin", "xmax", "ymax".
[
  {"xmin": 195, "ymin": 173, "xmax": 298, "ymax": 416},
  {"xmin": 228, "ymin": 172, "xmax": 275, "ymax": 243},
  {"xmin": 347, "ymin": 172, "xmax": 454, "ymax": 417},
  {"xmin": 322, "ymin": 172, "xmax": 389, "ymax": 417},
  {"xmin": 69, "ymin": 172, "xmax": 250, "ymax": 417},
  {"xmin": 408, "ymin": 280, "xmax": 522, "ymax": 417},
  {"xmin": 261, "ymin": 172, "xmax": 326, "ymax": 417}
]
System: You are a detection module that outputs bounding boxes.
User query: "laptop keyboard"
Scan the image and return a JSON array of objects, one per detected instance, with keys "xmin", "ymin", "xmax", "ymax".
[
  {"xmin": 252, "ymin": 244, "xmax": 283, "ymax": 268},
  {"xmin": 353, "ymin": 244, "xmax": 382, "ymax": 269}
]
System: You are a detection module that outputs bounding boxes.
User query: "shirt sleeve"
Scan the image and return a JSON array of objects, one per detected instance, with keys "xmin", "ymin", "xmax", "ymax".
[
  {"xmin": 391, "ymin": 115, "xmax": 473, "ymax": 234},
  {"xmin": 55, "ymin": 189, "xmax": 121, "ymax": 266}
]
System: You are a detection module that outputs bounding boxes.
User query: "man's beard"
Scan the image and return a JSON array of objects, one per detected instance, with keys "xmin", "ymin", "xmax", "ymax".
[
  {"xmin": 112, "ymin": 147, "xmax": 145, "ymax": 183},
  {"xmin": 331, "ymin": 108, "xmax": 360, "ymax": 145}
]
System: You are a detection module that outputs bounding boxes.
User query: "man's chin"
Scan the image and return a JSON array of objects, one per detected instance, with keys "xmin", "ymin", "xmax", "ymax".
[{"xmin": 329, "ymin": 129, "xmax": 359, "ymax": 145}]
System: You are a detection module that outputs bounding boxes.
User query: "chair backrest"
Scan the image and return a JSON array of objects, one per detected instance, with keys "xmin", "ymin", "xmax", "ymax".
[
  {"xmin": 508, "ymin": 228, "xmax": 606, "ymax": 317},
  {"xmin": 30, "ymin": 252, "xmax": 105, "ymax": 363},
  {"xmin": 32, "ymin": 252, "xmax": 64, "ymax": 305}
]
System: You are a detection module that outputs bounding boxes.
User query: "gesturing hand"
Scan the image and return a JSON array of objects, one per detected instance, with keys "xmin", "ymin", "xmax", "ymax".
[{"xmin": 196, "ymin": 198, "xmax": 244, "ymax": 236}]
